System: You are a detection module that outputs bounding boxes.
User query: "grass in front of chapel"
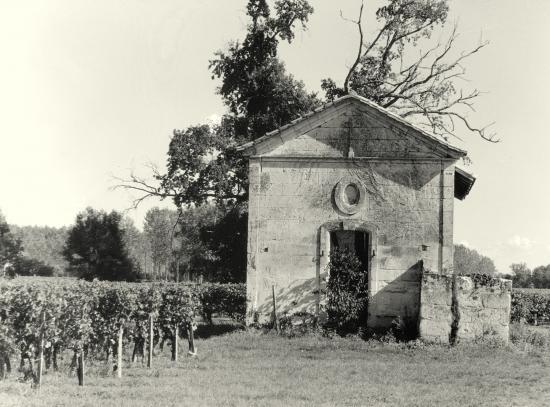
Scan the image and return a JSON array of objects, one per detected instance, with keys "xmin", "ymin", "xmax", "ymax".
[{"xmin": 1, "ymin": 324, "xmax": 549, "ymax": 407}]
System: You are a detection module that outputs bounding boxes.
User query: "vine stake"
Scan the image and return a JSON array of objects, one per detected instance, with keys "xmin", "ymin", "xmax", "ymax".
[
  {"xmin": 77, "ymin": 350, "xmax": 84, "ymax": 386},
  {"xmin": 147, "ymin": 314, "xmax": 153, "ymax": 368},
  {"xmin": 35, "ymin": 310, "xmax": 45, "ymax": 389},
  {"xmin": 117, "ymin": 326, "xmax": 123, "ymax": 378}
]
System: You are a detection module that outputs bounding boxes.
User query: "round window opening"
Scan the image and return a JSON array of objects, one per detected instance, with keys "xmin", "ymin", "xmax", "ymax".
[
  {"xmin": 334, "ymin": 177, "xmax": 366, "ymax": 215},
  {"xmin": 344, "ymin": 184, "xmax": 360, "ymax": 205}
]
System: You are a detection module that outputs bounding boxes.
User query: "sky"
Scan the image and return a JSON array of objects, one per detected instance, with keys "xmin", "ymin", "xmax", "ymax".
[{"xmin": 1, "ymin": 0, "xmax": 549, "ymax": 273}]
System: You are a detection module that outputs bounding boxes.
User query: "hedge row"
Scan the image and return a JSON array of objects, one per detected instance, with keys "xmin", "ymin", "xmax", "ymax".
[
  {"xmin": 0, "ymin": 279, "xmax": 246, "ymax": 368},
  {"xmin": 511, "ymin": 289, "xmax": 550, "ymax": 325}
]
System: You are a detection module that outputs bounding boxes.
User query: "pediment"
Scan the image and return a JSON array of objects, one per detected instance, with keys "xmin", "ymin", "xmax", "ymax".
[{"xmin": 238, "ymin": 95, "xmax": 466, "ymax": 160}]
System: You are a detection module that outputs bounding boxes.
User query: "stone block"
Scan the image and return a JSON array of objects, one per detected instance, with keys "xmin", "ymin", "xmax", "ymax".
[{"xmin": 419, "ymin": 319, "xmax": 450, "ymax": 341}]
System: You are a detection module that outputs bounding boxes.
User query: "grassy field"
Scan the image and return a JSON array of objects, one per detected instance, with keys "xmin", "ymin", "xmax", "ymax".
[{"xmin": 1, "ymin": 325, "xmax": 549, "ymax": 407}]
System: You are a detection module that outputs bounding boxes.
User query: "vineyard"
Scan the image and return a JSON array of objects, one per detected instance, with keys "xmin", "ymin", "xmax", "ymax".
[
  {"xmin": 0, "ymin": 279, "xmax": 245, "ymax": 386},
  {"xmin": 1, "ymin": 276, "xmax": 549, "ymax": 394},
  {"xmin": 511, "ymin": 288, "xmax": 550, "ymax": 325}
]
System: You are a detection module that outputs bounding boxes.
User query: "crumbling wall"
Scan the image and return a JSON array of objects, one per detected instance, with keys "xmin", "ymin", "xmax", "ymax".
[{"xmin": 419, "ymin": 272, "xmax": 512, "ymax": 343}]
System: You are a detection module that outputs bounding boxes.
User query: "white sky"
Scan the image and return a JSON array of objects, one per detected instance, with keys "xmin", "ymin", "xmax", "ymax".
[{"xmin": 1, "ymin": 0, "xmax": 549, "ymax": 273}]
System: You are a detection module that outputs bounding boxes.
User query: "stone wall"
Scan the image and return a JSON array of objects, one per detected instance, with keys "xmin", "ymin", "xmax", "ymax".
[{"xmin": 419, "ymin": 272, "xmax": 512, "ymax": 343}]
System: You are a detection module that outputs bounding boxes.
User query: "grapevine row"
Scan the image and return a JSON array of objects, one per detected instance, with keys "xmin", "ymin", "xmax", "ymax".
[{"xmin": 0, "ymin": 279, "xmax": 245, "ymax": 383}]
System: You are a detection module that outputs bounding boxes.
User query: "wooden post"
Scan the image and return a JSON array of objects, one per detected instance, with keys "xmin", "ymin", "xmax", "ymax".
[
  {"xmin": 37, "ymin": 338, "xmax": 44, "ymax": 388},
  {"xmin": 187, "ymin": 323, "xmax": 196, "ymax": 356},
  {"xmin": 4, "ymin": 354, "xmax": 11, "ymax": 376},
  {"xmin": 35, "ymin": 311, "xmax": 45, "ymax": 388},
  {"xmin": 272, "ymin": 285, "xmax": 280, "ymax": 334},
  {"xmin": 117, "ymin": 326, "xmax": 123, "ymax": 378},
  {"xmin": 147, "ymin": 315, "xmax": 153, "ymax": 368},
  {"xmin": 172, "ymin": 325, "xmax": 178, "ymax": 361},
  {"xmin": 0, "ymin": 356, "xmax": 4, "ymax": 380},
  {"xmin": 77, "ymin": 350, "xmax": 84, "ymax": 386}
]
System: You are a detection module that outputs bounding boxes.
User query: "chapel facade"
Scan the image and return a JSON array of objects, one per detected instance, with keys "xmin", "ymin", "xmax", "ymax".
[{"xmin": 239, "ymin": 94, "xmax": 475, "ymax": 328}]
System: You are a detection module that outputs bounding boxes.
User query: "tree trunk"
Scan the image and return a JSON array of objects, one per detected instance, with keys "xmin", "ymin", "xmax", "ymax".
[
  {"xmin": 106, "ymin": 344, "xmax": 112, "ymax": 367},
  {"xmin": 131, "ymin": 338, "xmax": 139, "ymax": 363},
  {"xmin": 45, "ymin": 345, "xmax": 51, "ymax": 370},
  {"xmin": 0, "ymin": 354, "xmax": 11, "ymax": 379},
  {"xmin": 52, "ymin": 344, "xmax": 59, "ymax": 371},
  {"xmin": 0, "ymin": 354, "xmax": 6, "ymax": 380},
  {"xmin": 69, "ymin": 350, "xmax": 77, "ymax": 371},
  {"xmin": 27, "ymin": 355, "xmax": 34, "ymax": 382},
  {"xmin": 77, "ymin": 350, "xmax": 84, "ymax": 386},
  {"xmin": 187, "ymin": 323, "xmax": 196, "ymax": 356},
  {"xmin": 4, "ymin": 354, "xmax": 10, "ymax": 375}
]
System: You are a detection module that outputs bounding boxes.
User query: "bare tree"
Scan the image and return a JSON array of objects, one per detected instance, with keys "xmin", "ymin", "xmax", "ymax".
[
  {"xmin": 324, "ymin": 0, "xmax": 497, "ymax": 142},
  {"xmin": 111, "ymin": 163, "xmax": 177, "ymax": 210}
]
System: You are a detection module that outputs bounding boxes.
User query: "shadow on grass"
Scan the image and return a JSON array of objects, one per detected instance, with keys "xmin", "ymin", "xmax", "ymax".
[{"xmin": 194, "ymin": 319, "xmax": 245, "ymax": 339}]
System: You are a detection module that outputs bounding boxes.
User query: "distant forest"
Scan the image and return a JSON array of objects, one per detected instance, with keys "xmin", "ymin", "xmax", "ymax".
[
  {"xmin": 9, "ymin": 225, "xmax": 68, "ymax": 275},
  {"xmin": 4, "ymin": 213, "xmax": 549, "ymax": 287},
  {"xmin": 5, "ymin": 204, "xmax": 245, "ymax": 282}
]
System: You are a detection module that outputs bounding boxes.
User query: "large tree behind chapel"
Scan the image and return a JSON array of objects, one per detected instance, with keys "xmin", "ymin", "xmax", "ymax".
[{"xmin": 118, "ymin": 0, "xmax": 494, "ymax": 278}]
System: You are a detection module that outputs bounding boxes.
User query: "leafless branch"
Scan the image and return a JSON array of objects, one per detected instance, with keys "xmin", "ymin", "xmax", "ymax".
[
  {"xmin": 340, "ymin": 3, "xmax": 497, "ymax": 142},
  {"xmin": 111, "ymin": 171, "xmax": 174, "ymax": 210},
  {"xmin": 343, "ymin": 1, "xmax": 364, "ymax": 94}
]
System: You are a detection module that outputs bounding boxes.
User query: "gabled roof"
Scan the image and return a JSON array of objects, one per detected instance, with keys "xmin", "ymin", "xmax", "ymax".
[{"xmin": 237, "ymin": 94, "xmax": 467, "ymax": 159}]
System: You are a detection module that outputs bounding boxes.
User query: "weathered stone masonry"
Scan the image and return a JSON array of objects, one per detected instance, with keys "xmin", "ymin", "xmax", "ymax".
[
  {"xmin": 240, "ymin": 94, "xmax": 485, "ymax": 336},
  {"xmin": 420, "ymin": 272, "xmax": 512, "ymax": 343}
]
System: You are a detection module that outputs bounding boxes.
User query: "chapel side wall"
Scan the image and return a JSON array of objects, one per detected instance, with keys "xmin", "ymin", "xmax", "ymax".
[
  {"xmin": 245, "ymin": 158, "xmax": 261, "ymax": 324},
  {"xmin": 247, "ymin": 157, "xmax": 456, "ymax": 326}
]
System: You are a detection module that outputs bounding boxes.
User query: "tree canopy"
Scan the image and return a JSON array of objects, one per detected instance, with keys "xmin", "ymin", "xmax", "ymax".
[
  {"xmin": 118, "ymin": 0, "xmax": 493, "ymax": 208},
  {"xmin": 1, "ymin": 211, "xmax": 57, "ymax": 277},
  {"xmin": 0, "ymin": 210, "xmax": 23, "ymax": 276},
  {"xmin": 506, "ymin": 263, "xmax": 550, "ymax": 289},
  {"xmin": 63, "ymin": 208, "xmax": 139, "ymax": 281},
  {"xmin": 453, "ymin": 244, "xmax": 497, "ymax": 276},
  {"xmin": 118, "ymin": 0, "xmax": 321, "ymax": 208},
  {"xmin": 9, "ymin": 225, "xmax": 68, "ymax": 275},
  {"xmin": 143, "ymin": 207, "xmax": 179, "ymax": 280}
]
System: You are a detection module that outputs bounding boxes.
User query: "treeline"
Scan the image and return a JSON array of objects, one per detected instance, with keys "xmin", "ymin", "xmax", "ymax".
[
  {"xmin": 503, "ymin": 263, "xmax": 550, "ymax": 289},
  {"xmin": 1, "ymin": 211, "xmax": 57, "ymax": 277},
  {"xmin": 9, "ymin": 225, "xmax": 68, "ymax": 275},
  {"xmin": 453, "ymin": 244, "xmax": 497, "ymax": 276},
  {"xmin": 1, "ymin": 205, "xmax": 246, "ymax": 283}
]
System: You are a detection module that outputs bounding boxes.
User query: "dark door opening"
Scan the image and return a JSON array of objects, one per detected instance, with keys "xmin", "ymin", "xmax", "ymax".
[{"xmin": 329, "ymin": 230, "xmax": 370, "ymax": 274}]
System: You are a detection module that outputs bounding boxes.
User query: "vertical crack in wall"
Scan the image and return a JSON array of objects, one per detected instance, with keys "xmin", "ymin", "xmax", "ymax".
[{"xmin": 449, "ymin": 273, "xmax": 460, "ymax": 345}]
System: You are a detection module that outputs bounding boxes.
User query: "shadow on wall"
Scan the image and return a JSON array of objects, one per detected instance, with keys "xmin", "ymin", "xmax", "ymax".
[
  {"xmin": 256, "ymin": 274, "xmax": 324, "ymax": 319},
  {"xmin": 255, "ymin": 261, "xmax": 423, "ymax": 333},
  {"xmin": 368, "ymin": 261, "xmax": 422, "ymax": 332}
]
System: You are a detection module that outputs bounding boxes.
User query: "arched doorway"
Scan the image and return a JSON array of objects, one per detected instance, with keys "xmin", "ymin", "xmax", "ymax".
[{"xmin": 316, "ymin": 220, "xmax": 378, "ymax": 322}]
